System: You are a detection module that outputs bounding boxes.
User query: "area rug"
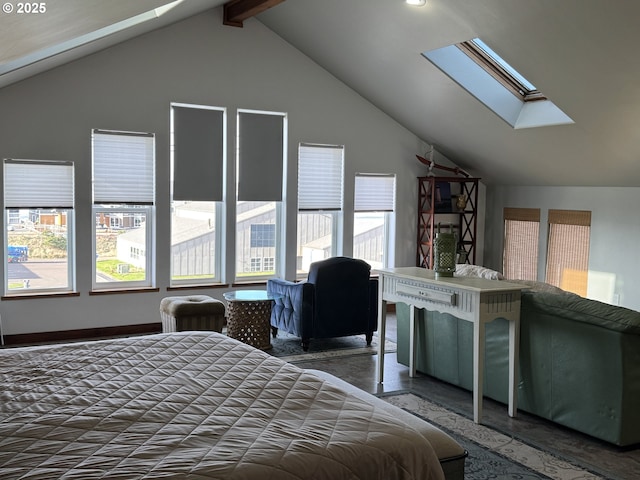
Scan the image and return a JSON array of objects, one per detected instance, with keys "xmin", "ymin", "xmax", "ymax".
[
  {"xmin": 268, "ymin": 332, "xmax": 396, "ymax": 362},
  {"xmin": 383, "ymin": 393, "xmax": 605, "ymax": 480}
]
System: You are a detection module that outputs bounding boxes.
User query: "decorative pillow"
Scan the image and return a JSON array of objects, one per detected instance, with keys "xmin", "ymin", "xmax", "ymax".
[{"xmin": 455, "ymin": 264, "xmax": 504, "ymax": 280}]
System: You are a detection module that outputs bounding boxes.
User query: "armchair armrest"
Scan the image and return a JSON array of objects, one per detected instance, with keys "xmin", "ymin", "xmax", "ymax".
[{"xmin": 267, "ymin": 279, "xmax": 315, "ymax": 338}]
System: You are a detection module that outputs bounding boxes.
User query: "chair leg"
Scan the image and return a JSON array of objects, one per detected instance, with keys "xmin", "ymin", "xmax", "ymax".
[
  {"xmin": 301, "ymin": 338, "xmax": 310, "ymax": 351},
  {"xmin": 366, "ymin": 332, "xmax": 374, "ymax": 346},
  {"xmin": 271, "ymin": 326, "xmax": 278, "ymax": 338}
]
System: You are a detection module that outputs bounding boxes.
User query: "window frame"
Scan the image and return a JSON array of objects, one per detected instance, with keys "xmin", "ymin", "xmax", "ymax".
[
  {"xmin": 169, "ymin": 102, "xmax": 226, "ymax": 287},
  {"xmin": 92, "ymin": 205, "xmax": 154, "ymax": 291},
  {"xmin": 234, "ymin": 109, "xmax": 286, "ymax": 282},
  {"xmin": 3, "ymin": 159, "xmax": 76, "ymax": 296},
  {"xmin": 457, "ymin": 38, "xmax": 546, "ymax": 102},
  {"xmin": 353, "ymin": 173, "xmax": 396, "ymax": 270},
  {"xmin": 170, "ymin": 201, "xmax": 222, "ymax": 287},
  {"xmin": 91, "ymin": 129, "xmax": 155, "ymax": 291},
  {"xmin": 296, "ymin": 143, "xmax": 344, "ymax": 277}
]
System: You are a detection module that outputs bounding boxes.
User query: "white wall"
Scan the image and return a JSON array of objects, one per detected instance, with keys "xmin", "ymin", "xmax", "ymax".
[
  {"xmin": 0, "ymin": 7, "xmax": 457, "ymax": 336},
  {"xmin": 485, "ymin": 186, "xmax": 640, "ymax": 311}
]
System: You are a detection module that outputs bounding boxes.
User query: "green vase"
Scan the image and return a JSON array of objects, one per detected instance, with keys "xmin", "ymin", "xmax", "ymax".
[{"xmin": 434, "ymin": 223, "xmax": 456, "ymax": 277}]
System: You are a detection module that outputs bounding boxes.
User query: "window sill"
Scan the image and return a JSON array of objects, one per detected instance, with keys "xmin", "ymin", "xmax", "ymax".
[
  {"xmin": 167, "ymin": 284, "xmax": 229, "ymax": 291},
  {"xmin": 1, "ymin": 291, "xmax": 80, "ymax": 301}
]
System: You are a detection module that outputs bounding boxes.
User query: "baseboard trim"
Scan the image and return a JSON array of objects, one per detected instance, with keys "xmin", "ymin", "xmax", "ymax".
[
  {"xmin": 3, "ymin": 323, "xmax": 162, "ymax": 347},
  {"xmin": 2, "ymin": 304, "xmax": 394, "ymax": 346}
]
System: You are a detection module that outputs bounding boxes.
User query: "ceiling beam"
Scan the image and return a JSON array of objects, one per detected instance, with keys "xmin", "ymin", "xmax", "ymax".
[{"xmin": 223, "ymin": 0, "xmax": 286, "ymax": 27}]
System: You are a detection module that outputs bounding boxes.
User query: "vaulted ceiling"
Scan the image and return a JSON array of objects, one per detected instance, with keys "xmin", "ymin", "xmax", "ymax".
[{"xmin": 2, "ymin": 0, "xmax": 639, "ymax": 186}]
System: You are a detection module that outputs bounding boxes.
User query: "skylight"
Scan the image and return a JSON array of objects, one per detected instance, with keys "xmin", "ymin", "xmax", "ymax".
[
  {"xmin": 422, "ymin": 38, "xmax": 574, "ymax": 129},
  {"xmin": 457, "ymin": 38, "xmax": 544, "ymax": 102}
]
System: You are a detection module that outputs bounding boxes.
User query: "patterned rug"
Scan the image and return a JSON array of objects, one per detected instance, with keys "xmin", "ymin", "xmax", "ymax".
[
  {"xmin": 268, "ymin": 332, "xmax": 396, "ymax": 362},
  {"xmin": 383, "ymin": 393, "xmax": 605, "ymax": 480}
]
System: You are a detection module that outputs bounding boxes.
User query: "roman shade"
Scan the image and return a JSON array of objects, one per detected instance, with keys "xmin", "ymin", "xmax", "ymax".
[
  {"xmin": 93, "ymin": 129, "xmax": 155, "ymax": 205},
  {"xmin": 172, "ymin": 105, "xmax": 224, "ymax": 202},
  {"xmin": 297, "ymin": 144, "xmax": 343, "ymax": 211},
  {"xmin": 502, "ymin": 207, "xmax": 540, "ymax": 281},
  {"xmin": 4, "ymin": 159, "xmax": 74, "ymax": 208},
  {"xmin": 546, "ymin": 209, "xmax": 591, "ymax": 295},
  {"xmin": 237, "ymin": 111, "xmax": 284, "ymax": 201},
  {"xmin": 354, "ymin": 174, "xmax": 395, "ymax": 212}
]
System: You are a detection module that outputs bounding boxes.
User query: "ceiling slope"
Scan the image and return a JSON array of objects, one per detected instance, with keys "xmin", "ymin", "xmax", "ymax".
[
  {"xmin": 258, "ymin": 0, "xmax": 640, "ymax": 186},
  {"xmin": 0, "ymin": 0, "xmax": 226, "ymax": 89}
]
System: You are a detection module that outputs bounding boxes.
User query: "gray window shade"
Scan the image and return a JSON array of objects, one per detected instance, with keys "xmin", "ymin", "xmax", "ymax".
[
  {"xmin": 93, "ymin": 130, "xmax": 155, "ymax": 204},
  {"xmin": 172, "ymin": 105, "xmax": 224, "ymax": 201},
  {"xmin": 354, "ymin": 174, "xmax": 396, "ymax": 212},
  {"xmin": 298, "ymin": 144, "xmax": 343, "ymax": 211},
  {"xmin": 237, "ymin": 112, "xmax": 284, "ymax": 201},
  {"xmin": 4, "ymin": 159, "xmax": 74, "ymax": 208}
]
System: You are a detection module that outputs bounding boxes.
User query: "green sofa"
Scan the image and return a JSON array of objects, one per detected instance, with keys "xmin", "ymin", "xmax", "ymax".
[{"xmin": 396, "ymin": 281, "xmax": 640, "ymax": 446}]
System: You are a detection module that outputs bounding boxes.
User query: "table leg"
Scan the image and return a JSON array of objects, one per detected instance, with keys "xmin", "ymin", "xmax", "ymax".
[
  {"xmin": 473, "ymin": 318, "xmax": 485, "ymax": 424},
  {"xmin": 409, "ymin": 305, "xmax": 417, "ymax": 377},
  {"xmin": 377, "ymin": 280, "xmax": 386, "ymax": 383},
  {"xmin": 508, "ymin": 317, "xmax": 520, "ymax": 417}
]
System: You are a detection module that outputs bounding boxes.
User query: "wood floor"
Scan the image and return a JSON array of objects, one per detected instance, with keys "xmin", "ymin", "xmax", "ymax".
[{"xmin": 289, "ymin": 316, "xmax": 640, "ymax": 480}]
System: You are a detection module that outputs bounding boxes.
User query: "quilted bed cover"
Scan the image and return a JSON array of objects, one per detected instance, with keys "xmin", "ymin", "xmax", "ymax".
[{"xmin": 0, "ymin": 332, "xmax": 444, "ymax": 480}]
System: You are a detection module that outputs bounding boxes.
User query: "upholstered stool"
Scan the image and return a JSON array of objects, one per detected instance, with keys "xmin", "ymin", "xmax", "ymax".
[{"xmin": 160, "ymin": 295, "xmax": 226, "ymax": 333}]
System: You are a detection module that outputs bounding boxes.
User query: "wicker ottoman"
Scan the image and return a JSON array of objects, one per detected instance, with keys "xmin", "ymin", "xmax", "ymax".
[{"xmin": 160, "ymin": 295, "xmax": 226, "ymax": 333}]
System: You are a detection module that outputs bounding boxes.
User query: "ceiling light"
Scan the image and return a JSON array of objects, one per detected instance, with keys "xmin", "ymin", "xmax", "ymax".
[{"xmin": 406, "ymin": 0, "xmax": 426, "ymax": 5}]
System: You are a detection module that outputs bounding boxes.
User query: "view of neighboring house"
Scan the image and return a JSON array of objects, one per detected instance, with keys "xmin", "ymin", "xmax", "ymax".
[{"xmin": 115, "ymin": 203, "xmax": 385, "ymax": 276}]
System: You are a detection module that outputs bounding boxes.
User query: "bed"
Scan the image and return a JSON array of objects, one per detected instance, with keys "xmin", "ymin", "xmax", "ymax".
[{"xmin": 0, "ymin": 331, "xmax": 447, "ymax": 479}]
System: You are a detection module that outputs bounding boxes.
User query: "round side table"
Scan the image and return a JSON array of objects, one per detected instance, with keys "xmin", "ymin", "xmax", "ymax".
[{"xmin": 223, "ymin": 290, "xmax": 281, "ymax": 350}]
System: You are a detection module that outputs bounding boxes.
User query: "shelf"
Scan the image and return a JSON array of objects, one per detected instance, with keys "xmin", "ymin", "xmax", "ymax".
[{"xmin": 416, "ymin": 176, "xmax": 479, "ymax": 269}]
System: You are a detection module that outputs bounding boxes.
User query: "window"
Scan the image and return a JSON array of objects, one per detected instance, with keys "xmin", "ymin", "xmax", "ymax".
[
  {"xmin": 235, "ymin": 110, "xmax": 285, "ymax": 280},
  {"xmin": 502, "ymin": 208, "xmax": 540, "ymax": 281},
  {"xmin": 251, "ymin": 224, "xmax": 276, "ymax": 248},
  {"xmin": 263, "ymin": 257, "xmax": 275, "ymax": 271},
  {"xmin": 250, "ymin": 257, "xmax": 262, "ymax": 272},
  {"xmin": 353, "ymin": 174, "xmax": 396, "ymax": 270},
  {"xmin": 170, "ymin": 202, "xmax": 218, "ymax": 284},
  {"xmin": 297, "ymin": 144, "xmax": 344, "ymax": 275},
  {"xmin": 3, "ymin": 159, "xmax": 75, "ymax": 294},
  {"xmin": 92, "ymin": 129, "xmax": 155, "ymax": 290},
  {"xmin": 545, "ymin": 209, "xmax": 591, "ymax": 296},
  {"xmin": 170, "ymin": 104, "xmax": 224, "ymax": 286}
]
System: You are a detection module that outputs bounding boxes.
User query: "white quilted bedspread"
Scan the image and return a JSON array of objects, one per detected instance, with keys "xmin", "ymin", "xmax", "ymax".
[{"xmin": 0, "ymin": 332, "xmax": 444, "ymax": 480}]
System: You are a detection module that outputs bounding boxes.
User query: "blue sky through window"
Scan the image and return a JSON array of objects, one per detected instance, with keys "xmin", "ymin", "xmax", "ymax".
[{"xmin": 470, "ymin": 38, "xmax": 537, "ymax": 92}]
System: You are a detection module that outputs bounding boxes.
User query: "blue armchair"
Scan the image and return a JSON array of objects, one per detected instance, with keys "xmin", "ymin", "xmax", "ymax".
[{"xmin": 267, "ymin": 256, "xmax": 378, "ymax": 351}]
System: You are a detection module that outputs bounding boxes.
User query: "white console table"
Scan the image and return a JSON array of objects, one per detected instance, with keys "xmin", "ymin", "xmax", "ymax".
[{"xmin": 376, "ymin": 267, "xmax": 525, "ymax": 424}]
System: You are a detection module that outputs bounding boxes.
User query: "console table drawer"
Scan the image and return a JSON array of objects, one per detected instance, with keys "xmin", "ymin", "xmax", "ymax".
[{"xmin": 396, "ymin": 281, "xmax": 457, "ymax": 306}]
